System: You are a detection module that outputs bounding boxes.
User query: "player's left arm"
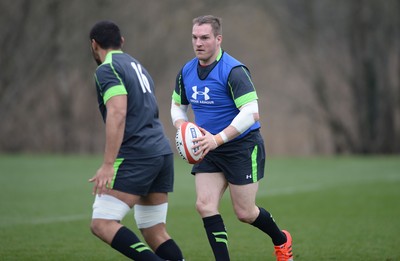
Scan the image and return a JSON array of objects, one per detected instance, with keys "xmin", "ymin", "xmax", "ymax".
[
  {"xmin": 218, "ymin": 100, "xmax": 259, "ymax": 140},
  {"xmin": 214, "ymin": 66, "xmax": 259, "ymax": 145},
  {"xmin": 195, "ymin": 66, "xmax": 259, "ymax": 154}
]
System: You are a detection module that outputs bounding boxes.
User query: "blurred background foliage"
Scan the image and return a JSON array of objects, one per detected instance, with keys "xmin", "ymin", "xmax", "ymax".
[{"xmin": 1, "ymin": 0, "xmax": 399, "ymax": 155}]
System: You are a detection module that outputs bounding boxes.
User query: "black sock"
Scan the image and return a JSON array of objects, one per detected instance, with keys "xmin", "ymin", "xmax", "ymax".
[
  {"xmin": 155, "ymin": 239, "xmax": 184, "ymax": 260},
  {"xmin": 203, "ymin": 214, "xmax": 230, "ymax": 261},
  {"xmin": 111, "ymin": 226, "xmax": 163, "ymax": 261},
  {"xmin": 251, "ymin": 207, "xmax": 287, "ymax": 246}
]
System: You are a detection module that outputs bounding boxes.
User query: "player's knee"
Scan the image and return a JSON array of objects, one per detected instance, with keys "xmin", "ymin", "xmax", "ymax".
[
  {"xmin": 235, "ymin": 208, "xmax": 255, "ymax": 223},
  {"xmin": 90, "ymin": 219, "xmax": 114, "ymax": 238},
  {"xmin": 90, "ymin": 219, "xmax": 103, "ymax": 237},
  {"xmin": 91, "ymin": 195, "xmax": 131, "ymax": 238},
  {"xmin": 196, "ymin": 198, "xmax": 213, "ymax": 216},
  {"xmin": 141, "ymin": 226, "xmax": 170, "ymax": 250}
]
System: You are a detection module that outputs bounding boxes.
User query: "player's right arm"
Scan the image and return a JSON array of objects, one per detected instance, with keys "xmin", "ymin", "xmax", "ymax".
[
  {"xmin": 171, "ymin": 69, "xmax": 189, "ymax": 129},
  {"xmin": 171, "ymin": 101, "xmax": 188, "ymax": 129},
  {"xmin": 90, "ymin": 95, "xmax": 127, "ymax": 195},
  {"xmin": 89, "ymin": 62, "xmax": 128, "ymax": 195}
]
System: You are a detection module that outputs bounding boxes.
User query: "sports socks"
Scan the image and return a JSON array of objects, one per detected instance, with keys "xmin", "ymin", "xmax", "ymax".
[
  {"xmin": 155, "ymin": 238, "xmax": 185, "ymax": 260},
  {"xmin": 203, "ymin": 214, "xmax": 230, "ymax": 261},
  {"xmin": 111, "ymin": 226, "xmax": 163, "ymax": 261},
  {"xmin": 251, "ymin": 207, "xmax": 287, "ymax": 246}
]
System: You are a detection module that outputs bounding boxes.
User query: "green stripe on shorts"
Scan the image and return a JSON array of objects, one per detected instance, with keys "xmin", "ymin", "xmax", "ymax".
[
  {"xmin": 251, "ymin": 145, "xmax": 258, "ymax": 183},
  {"xmin": 110, "ymin": 158, "xmax": 124, "ymax": 188}
]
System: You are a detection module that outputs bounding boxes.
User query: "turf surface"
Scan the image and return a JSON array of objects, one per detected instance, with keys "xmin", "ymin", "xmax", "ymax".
[{"xmin": 0, "ymin": 154, "xmax": 399, "ymax": 260}]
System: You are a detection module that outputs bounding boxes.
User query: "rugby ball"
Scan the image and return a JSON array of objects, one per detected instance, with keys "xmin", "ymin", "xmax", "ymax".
[{"xmin": 175, "ymin": 122, "xmax": 203, "ymax": 164}]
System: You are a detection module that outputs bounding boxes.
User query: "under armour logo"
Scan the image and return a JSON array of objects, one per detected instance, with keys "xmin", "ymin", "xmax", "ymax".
[
  {"xmin": 192, "ymin": 86, "xmax": 210, "ymax": 100},
  {"xmin": 246, "ymin": 174, "xmax": 252, "ymax": 179}
]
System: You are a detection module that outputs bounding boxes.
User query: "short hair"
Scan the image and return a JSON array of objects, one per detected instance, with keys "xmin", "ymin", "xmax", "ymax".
[
  {"xmin": 89, "ymin": 20, "xmax": 122, "ymax": 49},
  {"xmin": 192, "ymin": 15, "xmax": 222, "ymax": 36}
]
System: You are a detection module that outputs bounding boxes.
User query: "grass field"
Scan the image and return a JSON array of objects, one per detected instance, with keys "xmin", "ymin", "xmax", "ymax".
[{"xmin": 0, "ymin": 154, "xmax": 399, "ymax": 260}]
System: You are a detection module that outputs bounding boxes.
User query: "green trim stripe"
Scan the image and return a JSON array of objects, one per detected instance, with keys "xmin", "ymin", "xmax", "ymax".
[
  {"xmin": 215, "ymin": 238, "xmax": 228, "ymax": 244},
  {"xmin": 216, "ymin": 48, "xmax": 223, "ymax": 61},
  {"xmin": 212, "ymin": 231, "xmax": 229, "ymax": 246},
  {"xmin": 103, "ymin": 50, "xmax": 123, "ymax": 64},
  {"xmin": 101, "ymin": 51, "xmax": 127, "ymax": 104},
  {"xmin": 130, "ymin": 242, "xmax": 151, "ymax": 253},
  {"xmin": 241, "ymin": 66, "xmax": 255, "ymax": 89},
  {"xmin": 234, "ymin": 92, "xmax": 258, "ymax": 108},
  {"xmin": 228, "ymin": 81, "xmax": 235, "ymax": 100},
  {"xmin": 213, "ymin": 231, "xmax": 228, "ymax": 237},
  {"xmin": 172, "ymin": 90, "xmax": 182, "ymax": 104},
  {"xmin": 172, "ymin": 73, "xmax": 185, "ymax": 104},
  {"xmin": 251, "ymin": 145, "xmax": 258, "ymax": 183},
  {"xmin": 228, "ymin": 66, "xmax": 258, "ymax": 108},
  {"xmin": 94, "ymin": 74, "xmax": 101, "ymax": 95},
  {"xmin": 103, "ymin": 85, "xmax": 127, "ymax": 104},
  {"xmin": 110, "ymin": 158, "xmax": 124, "ymax": 189}
]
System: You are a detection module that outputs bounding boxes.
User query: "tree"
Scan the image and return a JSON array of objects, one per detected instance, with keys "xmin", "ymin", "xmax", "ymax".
[{"xmin": 263, "ymin": 0, "xmax": 400, "ymax": 153}]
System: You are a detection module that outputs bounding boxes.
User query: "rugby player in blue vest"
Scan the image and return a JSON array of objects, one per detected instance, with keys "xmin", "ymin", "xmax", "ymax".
[
  {"xmin": 88, "ymin": 20, "xmax": 184, "ymax": 261},
  {"xmin": 171, "ymin": 15, "xmax": 293, "ymax": 261}
]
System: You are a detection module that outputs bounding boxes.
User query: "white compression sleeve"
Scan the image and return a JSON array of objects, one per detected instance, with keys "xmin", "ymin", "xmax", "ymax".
[
  {"xmin": 134, "ymin": 203, "xmax": 168, "ymax": 229},
  {"xmin": 92, "ymin": 195, "xmax": 131, "ymax": 220},
  {"xmin": 230, "ymin": 100, "xmax": 259, "ymax": 134},
  {"xmin": 170, "ymin": 100, "xmax": 188, "ymax": 125}
]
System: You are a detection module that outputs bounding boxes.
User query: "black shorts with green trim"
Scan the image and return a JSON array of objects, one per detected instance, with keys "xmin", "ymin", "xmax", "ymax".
[
  {"xmin": 191, "ymin": 130, "xmax": 266, "ymax": 185},
  {"xmin": 111, "ymin": 153, "xmax": 174, "ymax": 195}
]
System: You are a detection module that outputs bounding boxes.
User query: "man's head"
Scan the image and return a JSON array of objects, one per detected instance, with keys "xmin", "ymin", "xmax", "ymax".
[
  {"xmin": 89, "ymin": 20, "xmax": 123, "ymax": 65},
  {"xmin": 192, "ymin": 15, "xmax": 223, "ymax": 66},
  {"xmin": 192, "ymin": 15, "xmax": 222, "ymax": 37}
]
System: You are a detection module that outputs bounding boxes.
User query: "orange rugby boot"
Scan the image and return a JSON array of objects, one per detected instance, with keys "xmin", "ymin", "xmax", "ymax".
[{"xmin": 274, "ymin": 230, "xmax": 293, "ymax": 261}]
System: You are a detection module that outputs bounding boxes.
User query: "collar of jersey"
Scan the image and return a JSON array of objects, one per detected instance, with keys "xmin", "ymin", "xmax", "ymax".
[
  {"xmin": 103, "ymin": 50, "xmax": 123, "ymax": 64},
  {"xmin": 216, "ymin": 48, "xmax": 223, "ymax": 61}
]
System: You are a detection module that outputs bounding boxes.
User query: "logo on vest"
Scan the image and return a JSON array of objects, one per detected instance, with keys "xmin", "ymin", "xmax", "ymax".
[{"xmin": 192, "ymin": 86, "xmax": 210, "ymax": 100}]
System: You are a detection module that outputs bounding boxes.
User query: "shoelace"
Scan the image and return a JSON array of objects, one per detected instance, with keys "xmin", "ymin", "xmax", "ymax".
[{"xmin": 274, "ymin": 245, "xmax": 293, "ymax": 261}]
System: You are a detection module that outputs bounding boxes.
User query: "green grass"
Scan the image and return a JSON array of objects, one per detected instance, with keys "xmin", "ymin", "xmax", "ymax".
[{"xmin": 0, "ymin": 154, "xmax": 399, "ymax": 260}]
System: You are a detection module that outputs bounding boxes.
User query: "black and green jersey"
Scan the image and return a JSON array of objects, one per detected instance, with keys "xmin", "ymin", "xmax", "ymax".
[{"xmin": 94, "ymin": 50, "xmax": 172, "ymax": 159}]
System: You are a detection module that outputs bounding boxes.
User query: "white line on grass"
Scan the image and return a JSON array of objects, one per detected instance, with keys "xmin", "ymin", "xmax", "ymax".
[
  {"xmin": 259, "ymin": 183, "xmax": 327, "ymax": 197},
  {"xmin": 0, "ymin": 214, "xmax": 89, "ymax": 227},
  {"xmin": 258, "ymin": 172, "xmax": 400, "ymax": 197}
]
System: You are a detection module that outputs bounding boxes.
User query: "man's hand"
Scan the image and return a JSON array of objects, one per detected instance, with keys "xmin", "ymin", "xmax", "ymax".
[
  {"xmin": 192, "ymin": 127, "xmax": 219, "ymax": 159},
  {"xmin": 89, "ymin": 163, "xmax": 114, "ymax": 195}
]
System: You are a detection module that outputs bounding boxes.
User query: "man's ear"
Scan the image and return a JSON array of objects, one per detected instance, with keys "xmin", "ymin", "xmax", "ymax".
[
  {"xmin": 121, "ymin": 37, "xmax": 125, "ymax": 47},
  {"xmin": 216, "ymin": 35, "xmax": 223, "ymax": 45},
  {"xmin": 91, "ymin": 39, "xmax": 98, "ymax": 50}
]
